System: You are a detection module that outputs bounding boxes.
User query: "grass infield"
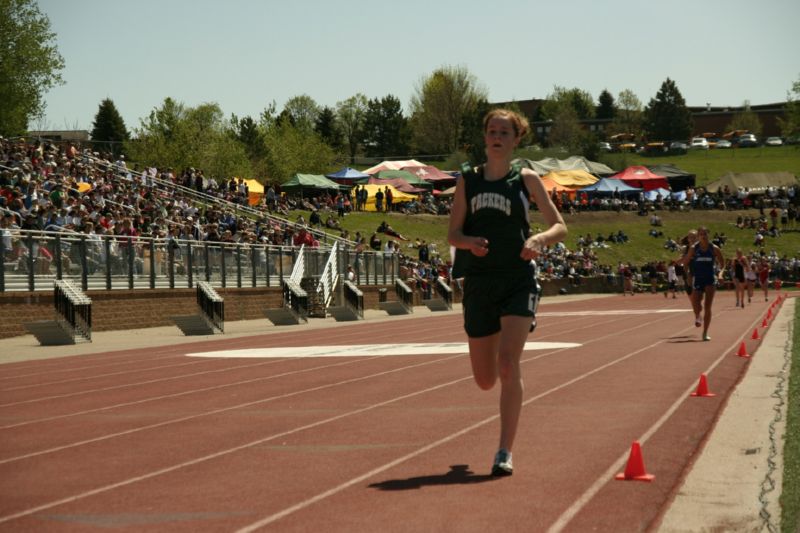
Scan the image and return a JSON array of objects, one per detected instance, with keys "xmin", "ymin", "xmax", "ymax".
[{"xmin": 782, "ymin": 305, "xmax": 800, "ymax": 532}]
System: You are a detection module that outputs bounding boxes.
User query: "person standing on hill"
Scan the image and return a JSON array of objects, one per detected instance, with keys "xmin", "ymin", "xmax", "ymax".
[
  {"xmin": 447, "ymin": 108, "xmax": 567, "ymax": 477},
  {"xmin": 677, "ymin": 227, "xmax": 725, "ymax": 341}
]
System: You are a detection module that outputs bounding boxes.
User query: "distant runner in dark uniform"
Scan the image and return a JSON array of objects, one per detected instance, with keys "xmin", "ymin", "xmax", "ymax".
[
  {"xmin": 732, "ymin": 248, "xmax": 748, "ymax": 308},
  {"xmin": 448, "ymin": 108, "xmax": 567, "ymax": 477},
  {"xmin": 678, "ymin": 227, "xmax": 725, "ymax": 341}
]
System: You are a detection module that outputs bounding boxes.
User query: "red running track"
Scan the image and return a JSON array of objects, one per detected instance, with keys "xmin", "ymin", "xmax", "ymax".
[{"xmin": 0, "ymin": 293, "xmax": 783, "ymax": 532}]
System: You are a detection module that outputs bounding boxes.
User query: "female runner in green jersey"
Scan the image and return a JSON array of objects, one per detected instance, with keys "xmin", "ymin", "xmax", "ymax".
[{"xmin": 448, "ymin": 109, "xmax": 567, "ymax": 476}]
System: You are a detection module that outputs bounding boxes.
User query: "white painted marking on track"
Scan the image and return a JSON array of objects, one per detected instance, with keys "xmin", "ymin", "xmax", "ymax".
[
  {"xmin": 185, "ymin": 342, "xmax": 582, "ymax": 359},
  {"xmin": 539, "ymin": 309, "xmax": 689, "ymax": 316}
]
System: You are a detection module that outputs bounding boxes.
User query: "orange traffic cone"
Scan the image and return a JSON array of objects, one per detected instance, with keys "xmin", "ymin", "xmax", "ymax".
[
  {"xmin": 767, "ymin": 309, "xmax": 773, "ymax": 320},
  {"xmin": 615, "ymin": 441, "xmax": 655, "ymax": 482},
  {"xmin": 761, "ymin": 317, "xmax": 769, "ymax": 328},
  {"xmin": 691, "ymin": 373, "xmax": 716, "ymax": 397},
  {"xmin": 736, "ymin": 342, "xmax": 750, "ymax": 358},
  {"xmin": 751, "ymin": 328, "xmax": 760, "ymax": 340}
]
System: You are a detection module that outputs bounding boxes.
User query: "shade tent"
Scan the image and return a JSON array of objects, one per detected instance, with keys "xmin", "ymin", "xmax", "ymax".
[
  {"xmin": 359, "ymin": 184, "xmax": 418, "ymax": 212},
  {"xmin": 704, "ymin": 171, "xmax": 799, "ymax": 194},
  {"xmin": 611, "ymin": 166, "xmax": 670, "ymax": 191},
  {"xmin": 646, "ymin": 164, "xmax": 696, "ymax": 191},
  {"xmin": 361, "ymin": 170, "xmax": 433, "ymax": 189},
  {"xmin": 325, "ymin": 167, "xmax": 371, "ymax": 185},
  {"xmin": 364, "ymin": 177, "xmax": 427, "ymax": 194},
  {"xmin": 579, "ymin": 178, "xmax": 642, "ymax": 195},
  {"xmin": 540, "ymin": 176, "xmax": 578, "ymax": 199},
  {"xmin": 401, "ymin": 165, "xmax": 457, "ymax": 185},
  {"xmin": 281, "ymin": 173, "xmax": 342, "ymax": 193},
  {"xmin": 438, "ymin": 185, "xmax": 456, "ymax": 197},
  {"xmin": 363, "ymin": 160, "xmax": 426, "ymax": 174},
  {"xmin": 243, "ymin": 178, "xmax": 264, "ymax": 206},
  {"xmin": 544, "ymin": 169, "xmax": 598, "ymax": 187},
  {"xmin": 515, "ymin": 156, "xmax": 616, "ymax": 177}
]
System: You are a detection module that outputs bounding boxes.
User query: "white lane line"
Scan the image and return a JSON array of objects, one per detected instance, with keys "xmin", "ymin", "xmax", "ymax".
[
  {"xmin": 539, "ymin": 309, "xmax": 688, "ymax": 316},
  {"xmin": 0, "ymin": 312, "xmax": 681, "ymax": 526},
  {"xmin": 545, "ymin": 309, "xmax": 764, "ymax": 532},
  {"xmin": 234, "ymin": 320, "xmax": 685, "ymax": 532},
  {"xmin": 186, "ymin": 342, "xmax": 582, "ymax": 359}
]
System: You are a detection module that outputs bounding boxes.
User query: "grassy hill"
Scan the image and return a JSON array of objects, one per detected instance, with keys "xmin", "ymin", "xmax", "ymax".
[
  {"xmin": 310, "ymin": 145, "xmax": 800, "ymax": 267},
  {"xmin": 306, "ymin": 208, "xmax": 800, "ymax": 268},
  {"xmin": 601, "ymin": 145, "xmax": 800, "ymax": 188}
]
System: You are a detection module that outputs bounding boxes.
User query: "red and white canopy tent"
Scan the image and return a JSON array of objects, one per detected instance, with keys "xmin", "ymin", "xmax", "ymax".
[{"xmin": 610, "ymin": 166, "xmax": 669, "ymax": 191}]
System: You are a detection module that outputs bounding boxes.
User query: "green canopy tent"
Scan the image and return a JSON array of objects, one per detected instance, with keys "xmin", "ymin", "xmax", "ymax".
[{"xmin": 281, "ymin": 173, "xmax": 343, "ymax": 196}]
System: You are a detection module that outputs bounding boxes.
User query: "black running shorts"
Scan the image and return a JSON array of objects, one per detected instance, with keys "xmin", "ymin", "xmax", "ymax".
[{"xmin": 462, "ymin": 271, "xmax": 539, "ymax": 338}]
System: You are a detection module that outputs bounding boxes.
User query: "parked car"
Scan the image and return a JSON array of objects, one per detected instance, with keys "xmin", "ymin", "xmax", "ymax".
[
  {"xmin": 715, "ymin": 139, "xmax": 732, "ymax": 149},
  {"xmin": 765, "ymin": 136, "xmax": 783, "ymax": 147},
  {"xmin": 738, "ymin": 133, "xmax": 758, "ymax": 147},
  {"xmin": 669, "ymin": 141, "xmax": 688, "ymax": 154},
  {"xmin": 689, "ymin": 137, "xmax": 709, "ymax": 150},
  {"xmin": 598, "ymin": 141, "xmax": 612, "ymax": 152}
]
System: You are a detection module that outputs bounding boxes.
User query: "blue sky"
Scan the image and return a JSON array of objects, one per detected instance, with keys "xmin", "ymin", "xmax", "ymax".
[{"xmin": 38, "ymin": 0, "xmax": 799, "ymax": 132}]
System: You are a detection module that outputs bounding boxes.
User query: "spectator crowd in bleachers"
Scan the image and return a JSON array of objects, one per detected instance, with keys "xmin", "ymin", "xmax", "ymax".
[{"xmin": 2, "ymin": 136, "xmax": 800, "ymax": 294}]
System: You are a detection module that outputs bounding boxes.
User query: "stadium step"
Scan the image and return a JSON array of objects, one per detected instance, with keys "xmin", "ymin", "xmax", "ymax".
[
  {"xmin": 422, "ymin": 297, "xmax": 451, "ymax": 312},
  {"xmin": 264, "ymin": 306, "xmax": 305, "ymax": 326},
  {"xmin": 379, "ymin": 300, "xmax": 413, "ymax": 315},
  {"xmin": 24, "ymin": 320, "xmax": 81, "ymax": 345},
  {"xmin": 170, "ymin": 314, "xmax": 219, "ymax": 336},
  {"xmin": 328, "ymin": 305, "xmax": 362, "ymax": 322}
]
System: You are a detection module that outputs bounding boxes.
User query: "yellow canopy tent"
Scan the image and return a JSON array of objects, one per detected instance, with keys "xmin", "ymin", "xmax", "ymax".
[
  {"xmin": 244, "ymin": 179, "xmax": 265, "ymax": 206},
  {"xmin": 360, "ymin": 184, "xmax": 418, "ymax": 212},
  {"xmin": 544, "ymin": 169, "xmax": 598, "ymax": 187},
  {"xmin": 539, "ymin": 176, "xmax": 577, "ymax": 200}
]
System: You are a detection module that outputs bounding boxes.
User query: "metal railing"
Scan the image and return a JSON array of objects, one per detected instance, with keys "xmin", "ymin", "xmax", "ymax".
[
  {"xmin": 394, "ymin": 279, "xmax": 414, "ymax": 312},
  {"xmin": 53, "ymin": 279, "xmax": 92, "ymax": 341},
  {"xmin": 317, "ymin": 242, "xmax": 339, "ymax": 309},
  {"xmin": 197, "ymin": 281, "xmax": 224, "ymax": 333},
  {"xmin": 1, "ymin": 230, "xmax": 399, "ymax": 293},
  {"xmin": 342, "ymin": 280, "xmax": 364, "ymax": 319},
  {"xmin": 434, "ymin": 277, "xmax": 453, "ymax": 310}
]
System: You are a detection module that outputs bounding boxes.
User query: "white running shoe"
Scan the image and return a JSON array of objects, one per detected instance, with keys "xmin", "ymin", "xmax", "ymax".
[{"xmin": 491, "ymin": 449, "xmax": 513, "ymax": 477}]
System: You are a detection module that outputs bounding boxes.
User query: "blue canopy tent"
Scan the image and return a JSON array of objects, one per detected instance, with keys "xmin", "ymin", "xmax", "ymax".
[
  {"xmin": 325, "ymin": 167, "xmax": 370, "ymax": 186},
  {"xmin": 580, "ymin": 178, "xmax": 642, "ymax": 196},
  {"xmin": 643, "ymin": 188, "xmax": 687, "ymax": 202}
]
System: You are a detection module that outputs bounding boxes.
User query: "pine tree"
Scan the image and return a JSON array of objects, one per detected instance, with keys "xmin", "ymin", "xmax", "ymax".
[
  {"xmin": 643, "ymin": 78, "xmax": 693, "ymax": 142},
  {"xmin": 91, "ymin": 99, "xmax": 129, "ymax": 156},
  {"xmin": 596, "ymin": 89, "xmax": 615, "ymax": 120}
]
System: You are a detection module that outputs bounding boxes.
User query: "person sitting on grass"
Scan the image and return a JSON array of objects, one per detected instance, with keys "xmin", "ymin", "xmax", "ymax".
[{"xmin": 377, "ymin": 220, "xmax": 409, "ymax": 241}]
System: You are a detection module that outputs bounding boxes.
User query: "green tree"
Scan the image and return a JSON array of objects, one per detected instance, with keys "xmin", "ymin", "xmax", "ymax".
[
  {"xmin": 596, "ymin": 89, "xmax": 615, "ymax": 120},
  {"xmin": 262, "ymin": 121, "xmax": 341, "ymax": 184},
  {"xmin": 230, "ymin": 114, "xmax": 266, "ymax": 162},
  {"xmin": 314, "ymin": 106, "xmax": 341, "ymax": 149},
  {"xmin": 726, "ymin": 102, "xmax": 763, "ymax": 138},
  {"xmin": 126, "ymin": 99, "xmax": 251, "ymax": 180},
  {"xmin": 540, "ymin": 86, "xmax": 596, "ymax": 121},
  {"xmin": 335, "ymin": 93, "xmax": 368, "ymax": 164},
  {"xmin": 643, "ymin": 78, "xmax": 693, "ymax": 141},
  {"xmin": 409, "ymin": 65, "xmax": 488, "ymax": 154},
  {"xmin": 608, "ymin": 89, "xmax": 644, "ymax": 138},
  {"xmin": 777, "ymin": 74, "xmax": 800, "ymax": 140},
  {"xmin": 90, "ymin": 99, "xmax": 129, "ymax": 156},
  {"xmin": 281, "ymin": 94, "xmax": 319, "ymax": 133},
  {"xmin": 0, "ymin": 0, "xmax": 65, "ymax": 135},
  {"xmin": 540, "ymin": 87, "xmax": 595, "ymax": 150},
  {"xmin": 458, "ymin": 98, "xmax": 492, "ymax": 163},
  {"xmin": 363, "ymin": 95, "xmax": 409, "ymax": 158}
]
